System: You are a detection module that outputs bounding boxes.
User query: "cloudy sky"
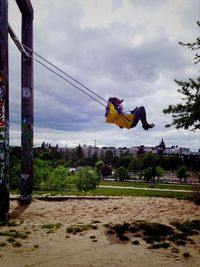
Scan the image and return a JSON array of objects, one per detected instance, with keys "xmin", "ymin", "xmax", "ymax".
[{"xmin": 8, "ymin": 0, "xmax": 200, "ymax": 151}]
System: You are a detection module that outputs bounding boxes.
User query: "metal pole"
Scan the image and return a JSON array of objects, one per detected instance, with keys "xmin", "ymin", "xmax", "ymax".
[
  {"xmin": 17, "ymin": 1, "xmax": 34, "ymax": 204},
  {"xmin": 0, "ymin": 0, "xmax": 9, "ymax": 221}
]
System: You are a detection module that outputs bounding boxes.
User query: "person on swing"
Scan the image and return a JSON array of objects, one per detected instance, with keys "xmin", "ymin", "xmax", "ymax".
[{"xmin": 107, "ymin": 97, "xmax": 155, "ymax": 130}]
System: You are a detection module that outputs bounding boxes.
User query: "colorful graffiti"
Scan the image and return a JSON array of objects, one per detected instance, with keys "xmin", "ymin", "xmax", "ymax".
[
  {"xmin": 0, "ymin": 84, "xmax": 7, "ymax": 180},
  {"xmin": 21, "ymin": 99, "xmax": 33, "ymax": 203},
  {"xmin": 0, "ymin": 81, "xmax": 9, "ymax": 220}
]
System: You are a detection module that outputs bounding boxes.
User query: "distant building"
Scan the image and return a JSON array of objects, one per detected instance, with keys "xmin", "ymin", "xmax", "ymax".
[{"xmin": 34, "ymin": 139, "xmax": 199, "ymax": 160}]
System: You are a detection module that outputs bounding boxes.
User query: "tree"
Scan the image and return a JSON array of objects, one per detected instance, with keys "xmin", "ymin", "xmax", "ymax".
[
  {"xmin": 101, "ymin": 164, "xmax": 112, "ymax": 178},
  {"xmin": 40, "ymin": 152, "xmax": 54, "ymax": 161},
  {"xmin": 112, "ymin": 156, "xmax": 119, "ymax": 168},
  {"xmin": 76, "ymin": 144, "xmax": 83, "ymax": 160},
  {"xmin": 143, "ymin": 167, "xmax": 154, "ymax": 182},
  {"xmin": 33, "ymin": 158, "xmax": 52, "ymax": 190},
  {"xmin": 105, "ymin": 150, "xmax": 113, "ymax": 164},
  {"xmin": 95, "ymin": 160, "xmax": 104, "ymax": 177},
  {"xmin": 47, "ymin": 165, "xmax": 72, "ymax": 191},
  {"xmin": 116, "ymin": 155, "xmax": 133, "ymax": 169},
  {"xmin": 159, "ymin": 155, "xmax": 181, "ymax": 172},
  {"xmin": 163, "ymin": 21, "xmax": 200, "ymax": 131},
  {"xmin": 176, "ymin": 165, "xmax": 188, "ymax": 183},
  {"xmin": 115, "ymin": 167, "xmax": 129, "ymax": 181},
  {"xmin": 41, "ymin": 141, "xmax": 45, "ymax": 149},
  {"xmin": 143, "ymin": 153, "xmax": 157, "ymax": 170},
  {"xmin": 156, "ymin": 166, "xmax": 164, "ymax": 181},
  {"xmin": 128, "ymin": 157, "xmax": 142, "ymax": 178},
  {"xmin": 73, "ymin": 166, "xmax": 100, "ymax": 192}
]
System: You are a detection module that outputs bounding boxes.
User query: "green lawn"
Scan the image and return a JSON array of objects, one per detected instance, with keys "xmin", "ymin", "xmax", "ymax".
[
  {"xmin": 29, "ymin": 187, "xmax": 191, "ymax": 200},
  {"xmin": 11, "ymin": 181, "xmax": 193, "ymax": 200},
  {"xmin": 90, "ymin": 187, "xmax": 190, "ymax": 199},
  {"xmin": 100, "ymin": 181, "xmax": 192, "ymax": 190}
]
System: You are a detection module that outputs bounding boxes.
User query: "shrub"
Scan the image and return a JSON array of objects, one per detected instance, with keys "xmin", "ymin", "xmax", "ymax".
[
  {"xmin": 115, "ymin": 167, "xmax": 129, "ymax": 181},
  {"xmin": 73, "ymin": 166, "xmax": 100, "ymax": 192},
  {"xmin": 33, "ymin": 158, "xmax": 52, "ymax": 190},
  {"xmin": 47, "ymin": 165, "xmax": 73, "ymax": 191},
  {"xmin": 101, "ymin": 164, "xmax": 112, "ymax": 178},
  {"xmin": 176, "ymin": 166, "xmax": 188, "ymax": 182}
]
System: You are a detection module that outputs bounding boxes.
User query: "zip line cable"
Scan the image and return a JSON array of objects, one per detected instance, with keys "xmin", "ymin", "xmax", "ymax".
[{"xmin": 8, "ymin": 24, "xmax": 107, "ymax": 108}]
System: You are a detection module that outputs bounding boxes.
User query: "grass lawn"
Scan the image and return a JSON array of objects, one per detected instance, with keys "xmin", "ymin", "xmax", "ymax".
[
  {"xmin": 90, "ymin": 187, "xmax": 190, "ymax": 199},
  {"xmin": 28, "ymin": 187, "xmax": 191, "ymax": 200},
  {"xmin": 11, "ymin": 181, "xmax": 193, "ymax": 200},
  {"xmin": 100, "ymin": 181, "xmax": 192, "ymax": 190}
]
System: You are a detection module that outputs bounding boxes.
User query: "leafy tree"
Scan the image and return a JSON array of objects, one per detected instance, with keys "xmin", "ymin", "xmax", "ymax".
[
  {"xmin": 128, "ymin": 157, "xmax": 142, "ymax": 178},
  {"xmin": 52, "ymin": 151, "xmax": 63, "ymax": 160},
  {"xmin": 156, "ymin": 166, "xmax": 164, "ymax": 181},
  {"xmin": 143, "ymin": 153, "xmax": 157, "ymax": 170},
  {"xmin": 159, "ymin": 155, "xmax": 181, "ymax": 171},
  {"xmin": 73, "ymin": 166, "xmax": 100, "ymax": 192},
  {"xmin": 105, "ymin": 150, "xmax": 113, "ymax": 164},
  {"xmin": 176, "ymin": 165, "xmax": 188, "ymax": 182},
  {"xmin": 47, "ymin": 165, "xmax": 72, "ymax": 191},
  {"xmin": 76, "ymin": 144, "xmax": 83, "ymax": 160},
  {"xmin": 91, "ymin": 153, "xmax": 99, "ymax": 166},
  {"xmin": 115, "ymin": 166, "xmax": 129, "ymax": 181},
  {"xmin": 144, "ymin": 167, "xmax": 154, "ymax": 182},
  {"xmin": 10, "ymin": 146, "xmax": 21, "ymax": 160},
  {"xmin": 137, "ymin": 145, "xmax": 145, "ymax": 155},
  {"xmin": 163, "ymin": 21, "xmax": 200, "ymax": 131},
  {"xmin": 101, "ymin": 164, "xmax": 112, "ymax": 177},
  {"xmin": 95, "ymin": 160, "xmax": 104, "ymax": 177},
  {"xmin": 33, "ymin": 158, "xmax": 52, "ymax": 190},
  {"xmin": 40, "ymin": 152, "xmax": 54, "ymax": 161},
  {"xmin": 112, "ymin": 155, "xmax": 119, "ymax": 168},
  {"xmin": 116, "ymin": 155, "xmax": 133, "ymax": 169}
]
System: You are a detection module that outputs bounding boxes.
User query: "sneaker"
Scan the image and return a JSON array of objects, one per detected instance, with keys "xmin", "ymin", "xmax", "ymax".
[
  {"xmin": 142, "ymin": 123, "xmax": 155, "ymax": 130},
  {"xmin": 148, "ymin": 123, "xmax": 155, "ymax": 129},
  {"xmin": 142, "ymin": 124, "xmax": 149, "ymax": 130}
]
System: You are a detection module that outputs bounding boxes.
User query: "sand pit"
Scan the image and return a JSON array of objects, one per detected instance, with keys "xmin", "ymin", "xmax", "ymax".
[{"xmin": 0, "ymin": 196, "xmax": 200, "ymax": 267}]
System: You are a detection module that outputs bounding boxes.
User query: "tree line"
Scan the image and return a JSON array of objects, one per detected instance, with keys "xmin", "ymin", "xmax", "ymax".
[{"xmin": 9, "ymin": 146, "xmax": 199, "ymax": 192}]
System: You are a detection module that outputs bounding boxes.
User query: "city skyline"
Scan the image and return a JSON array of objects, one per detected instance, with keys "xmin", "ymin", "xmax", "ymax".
[{"xmin": 36, "ymin": 138, "xmax": 199, "ymax": 154}]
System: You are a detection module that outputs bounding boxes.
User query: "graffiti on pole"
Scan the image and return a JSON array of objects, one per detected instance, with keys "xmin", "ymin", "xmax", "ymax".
[{"xmin": 0, "ymin": 84, "xmax": 7, "ymax": 180}]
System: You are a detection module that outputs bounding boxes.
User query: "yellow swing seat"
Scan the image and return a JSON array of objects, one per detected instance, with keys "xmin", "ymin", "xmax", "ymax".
[{"xmin": 105, "ymin": 103, "xmax": 134, "ymax": 129}]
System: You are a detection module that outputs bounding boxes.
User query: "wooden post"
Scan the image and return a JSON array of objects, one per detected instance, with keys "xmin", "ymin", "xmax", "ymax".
[
  {"xmin": 16, "ymin": 0, "xmax": 34, "ymax": 204},
  {"xmin": 0, "ymin": 0, "xmax": 9, "ymax": 221}
]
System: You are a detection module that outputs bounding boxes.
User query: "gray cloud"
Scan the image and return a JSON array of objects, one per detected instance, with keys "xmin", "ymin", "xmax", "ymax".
[{"xmin": 8, "ymin": 0, "xmax": 200, "ymax": 151}]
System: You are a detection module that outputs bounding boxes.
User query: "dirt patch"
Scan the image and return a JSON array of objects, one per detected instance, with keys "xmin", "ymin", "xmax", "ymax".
[{"xmin": 0, "ymin": 196, "xmax": 200, "ymax": 267}]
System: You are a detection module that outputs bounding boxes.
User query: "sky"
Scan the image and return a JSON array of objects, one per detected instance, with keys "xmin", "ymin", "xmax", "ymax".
[{"xmin": 8, "ymin": 0, "xmax": 200, "ymax": 151}]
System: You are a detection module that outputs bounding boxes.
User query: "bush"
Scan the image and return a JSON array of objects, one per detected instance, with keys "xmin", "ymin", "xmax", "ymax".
[
  {"xmin": 115, "ymin": 167, "xmax": 129, "ymax": 181},
  {"xmin": 73, "ymin": 166, "xmax": 100, "ymax": 192},
  {"xmin": 144, "ymin": 167, "xmax": 153, "ymax": 182},
  {"xmin": 33, "ymin": 158, "xmax": 52, "ymax": 190},
  {"xmin": 101, "ymin": 164, "xmax": 112, "ymax": 178},
  {"xmin": 176, "ymin": 166, "xmax": 188, "ymax": 182},
  {"xmin": 47, "ymin": 165, "xmax": 73, "ymax": 191}
]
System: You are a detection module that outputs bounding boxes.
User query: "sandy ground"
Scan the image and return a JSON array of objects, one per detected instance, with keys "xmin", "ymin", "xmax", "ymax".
[{"xmin": 0, "ymin": 196, "xmax": 200, "ymax": 267}]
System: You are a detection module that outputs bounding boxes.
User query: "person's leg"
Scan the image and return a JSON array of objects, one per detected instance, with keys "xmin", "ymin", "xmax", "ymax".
[{"xmin": 130, "ymin": 106, "xmax": 154, "ymax": 129}]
